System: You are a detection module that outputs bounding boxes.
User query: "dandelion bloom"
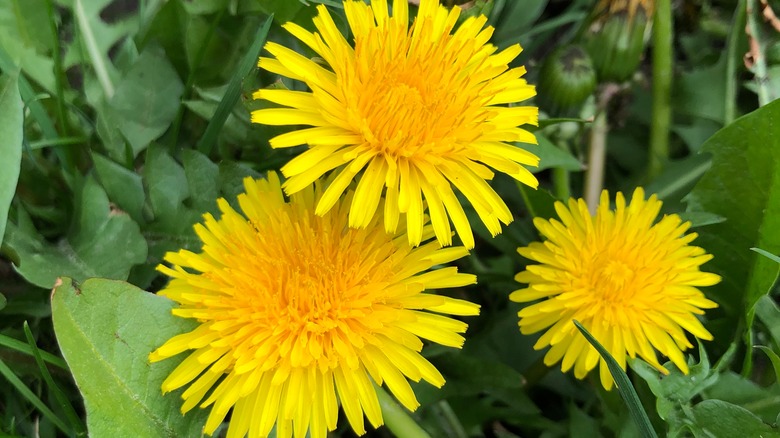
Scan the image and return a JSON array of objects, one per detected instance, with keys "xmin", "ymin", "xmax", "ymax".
[
  {"xmin": 511, "ymin": 188, "xmax": 720, "ymax": 389},
  {"xmin": 149, "ymin": 172, "xmax": 479, "ymax": 438},
  {"xmin": 252, "ymin": 0, "xmax": 539, "ymax": 249}
]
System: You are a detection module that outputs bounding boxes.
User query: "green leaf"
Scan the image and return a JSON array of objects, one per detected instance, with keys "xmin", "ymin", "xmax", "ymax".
[
  {"xmin": 690, "ymin": 400, "xmax": 777, "ymax": 437},
  {"xmin": 92, "ymin": 153, "xmax": 145, "ymax": 223},
  {"xmin": 573, "ymin": 321, "xmax": 658, "ymax": 438},
  {"xmin": 144, "ymin": 144, "xmax": 190, "ymax": 227},
  {"xmin": 0, "ymin": 1, "xmax": 56, "ymax": 92},
  {"xmin": 196, "ymin": 15, "xmax": 273, "ymax": 155},
  {"xmin": 703, "ymin": 371, "xmax": 780, "ymax": 424},
  {"xmin": 491, "ymin": 0, "xmax": 547, "ymax": 45},
  {"xmin": 182, "ymin": 149, "xmax": 219, "ymax": 214},
  {"xmin": 632, "ymin": 342, "xmax": 719, "ymax": 408},
  {"xmin": 68, "ymin": 0, "xmax": 137, "ymax": 98},
  {"xmin": 528, "ymin": 135, "xmax": 584, "ymax": 173},
  {"xmin": 4, "ymin": 176, "xmax": 147, "ymax": 288},
  {"xmin": 253, "ymin": 0, "xmax": 305, "ymax": 23},
  {"xmin": 518, "ymin": 183, "xmax": 558, "ymax": 220},
  {"xmin": 52, "ymin": 277, "xmax": 208, "ymax": 436},
  {"xmin": 755, "ymin": 295, "xmax": 780, "ymax": 346},
  {"xmin": 0, "ymin": 73, "xmax": 22, "ymax": 248},
  {"xmin": 686, "ymin": 100, "xmax": 780, "ymax": 324},
  {"xmin": 110, "ymin": 46, "xmax": 184, "ymax": 156},
  {"xmin": 755, "ymin": 346, "xmax": 780, "ymax": 384}
]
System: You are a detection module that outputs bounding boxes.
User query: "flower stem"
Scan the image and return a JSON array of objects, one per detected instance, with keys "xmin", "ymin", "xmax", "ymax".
[
  {"xmin": 434, "ymin": 400, "xmax": 468, "ymax": 438},
  {"xmin": 584, "ymin": 108, "xmax": 607, "ymax": 213},
  {"xmin": 746, "ymin": 0, "xmax": 773, "ymax": 106},
  {"xmin": 376, "ymin": 385, "xmax": 431, "ymax": 438},
  {"xmin": 648, "ymin": 0, "xmax": 673, "ymax": 179}
]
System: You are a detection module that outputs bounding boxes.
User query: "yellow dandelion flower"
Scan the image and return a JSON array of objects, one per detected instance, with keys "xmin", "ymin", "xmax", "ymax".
[
  {"xmin": 252, "ymin": 0, "xmax": 539, "ymax": 249},
  {"xmin": 149, "ymin": 172, "xmax": 480, "ymax": 438},
  {"xmin": 510, "ymin": 188, "xmax": 720, "ymax": 390}
]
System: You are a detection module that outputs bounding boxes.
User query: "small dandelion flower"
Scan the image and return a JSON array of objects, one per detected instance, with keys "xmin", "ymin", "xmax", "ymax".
[
  {"xmin": 252, "ymin": 0, "xmax": 539, "ymax": 249},
  {"xmin": 149, "ymin": 172, "xmax": 479, "ymax": 438},
  {"xmin": 510, "ymin": 188, "xmax": 720, "ymax": 390}
]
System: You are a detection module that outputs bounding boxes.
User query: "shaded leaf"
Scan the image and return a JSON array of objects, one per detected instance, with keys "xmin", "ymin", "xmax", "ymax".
[
  {"xmin": 0, "ymin": 73, "xmax": 23, "ymax": 248},
  {"xmin": 4, "ymin": 176, "xmax": 147, "ymax": 288},
  {"xmin": 52, "ymin": 277, "xmax": 208, "ymax": 436},
  {"xmin": 690, "ymin": 400, "xmax": 778, "ymax": 437},
  {"xmin": 92, "ymin": 153, "xmax": 145, "ymax": 223}
]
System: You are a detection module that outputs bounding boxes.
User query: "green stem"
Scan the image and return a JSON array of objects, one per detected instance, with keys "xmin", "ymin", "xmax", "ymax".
[
  {"xmin": 724, "ymin": 0, "xmax": 747, "ymax": 124},
  {"xmin": 648, "ymin": 0, "xmax": 673, "ymax": 179},
  {"xmin": 375, "ymin": 385, "xmax": 431, "ymax": 438},
  {"xmin": 747, "ymin": 0, "xmax": 773, "ymax": 106},
  {"xmin": 552, "ymin": 141, "xmax": 571, "ymax": 200},
  {"xmin": 584, "ymin": 108, "xmax": 607, "ymax": 213},
  {"xmin": 434, "ymin": 401, "xmax": 468, "ymax": 438}
]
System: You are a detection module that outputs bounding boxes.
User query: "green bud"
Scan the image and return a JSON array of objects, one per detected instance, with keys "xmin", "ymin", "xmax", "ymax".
[
  {"xmin": 583, "ymin": 0, "xmax": 653, "ymax": 83},
  {"xmin": 537, "ymin": 45, "xmax": 597, "ymax": 115}
]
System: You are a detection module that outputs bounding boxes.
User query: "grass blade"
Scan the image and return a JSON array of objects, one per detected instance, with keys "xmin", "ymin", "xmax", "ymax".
[
  {"xmin": 0, "ymin": 333, "xmax": 68, "ymax": 370},
  {"xmin": 23, "ymin": 322, "xmax": 87, "ymax": 437},
  {"xmin": 0, "ymin": 358, "xmax": 71, "ymax": 435},
  {"xmin": 573, "ymin": 320, "xmax": 658, "ymax": 438},
  {"xmin": 196, "ymin": 15, "xmax": 274, "ymax": 155},
  {"xmin": 751, "ymin": 247, "xmax": 780, "ymax": 264}
]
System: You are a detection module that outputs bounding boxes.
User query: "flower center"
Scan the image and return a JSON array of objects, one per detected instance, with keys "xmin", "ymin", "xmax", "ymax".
[
  {"xmin": 600, "ymin": 260, "xmax": 634, "ymax": 291},
  {"xmin": 344, "ymin": 24, "xmax": 486, "ymax": 160}
]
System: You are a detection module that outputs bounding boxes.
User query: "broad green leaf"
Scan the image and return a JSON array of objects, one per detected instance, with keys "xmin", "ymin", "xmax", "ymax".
[
  {"xmin": 0, "ymin": 0, "xmax": 55, "ymax": 91},
  {"xmin": 674, "ymin": 58, "xmax": 727, "ymax": 123},
  {"xmin": 4, "ymin": 176, "xmax": 147, "ymax": 288},
  {"xmin": 0, "ymin": 73, "xmax": 23, "ymax": 248},
  {"xmin": 182, "ymin": 149, "xmax": 219, "ymax": 214},
  {"xmin": 52, "ymin": 277, "xmax": 208, "ymax": 436},
  {"xmin": 686, "ymin": 100, "xmax": 780, "ymax": 323},
  {"xmin": 144, "ymin": 144, "xmax": 190, "ymax": 228},
  {"xmin": 92, "ymin": 153, "xmax": 145, "ymax": 223},
  {"xmin": 703, "ymin": 371, "xmax": 780, "ymax": 424},
  {"xmin": 528, "ymin": 135, "xmax": 583, "ymax": 173},
  {"xmin": 690, "ymin": 400, "xmax": 777, "ymax": 437},
  {"xmin": 110, "ymin": 46, "xmax": 184, "ymax": 156}
]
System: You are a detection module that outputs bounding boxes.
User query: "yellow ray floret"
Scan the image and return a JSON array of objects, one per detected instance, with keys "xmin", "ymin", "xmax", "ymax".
[
  {"xmin": 511, "ymin": 188, "xmax": 720, "ymax": 390},
  {"xmin": 252, "ymin": 0, "xmax": 539, "ymax": 249},
  {"xmin": 149, "ymin": 171, "xmax": 479, "ymax": 438}
]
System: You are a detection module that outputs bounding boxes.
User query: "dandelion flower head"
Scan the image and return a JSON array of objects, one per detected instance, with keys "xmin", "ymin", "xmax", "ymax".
[
  {"xmin": 252, "ymin": 0, "xmax": 539, "ymax": 249},
  {"xmin": 149, "ymin": 172, "xmax": 480, "ymax": 438},
  {"xmin": 511, "ymin": 188, "xmax": 720, "ymax": 389}
]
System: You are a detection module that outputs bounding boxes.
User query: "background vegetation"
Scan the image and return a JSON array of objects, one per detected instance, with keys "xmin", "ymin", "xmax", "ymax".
[{"xmin": 0, "ymin": 0, "xmax": 779, "ymax": 436}]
